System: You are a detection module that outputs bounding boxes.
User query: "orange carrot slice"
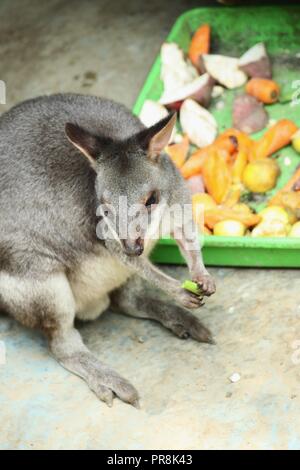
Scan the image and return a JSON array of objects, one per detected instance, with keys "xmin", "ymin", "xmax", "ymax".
[
  {"xmin": 165, "ymin": 135, "xmax": 189, "ymax": 169},
  {"xmin": 181, "ymin": 134, "xmax": 237, "ymax": 179},
  {"xmin": 245, "ymin": 78, "xmax": 280, "ymax": 104},
  {"xmin": 252, "ymin": 119, "xmax": 298, "ymax": 160},
  {"xmin": 205, "ymin": 207, "xmax": 261, "ymax": 229},
  {"xmin": 268, "ymin": 165, "xmax": 300, "ymax": 205},
  {"xmin": 202, "ymin": 149, "xmax": 232, "ymax": 204},
  {"xmin": 188, "ymin": 24, "xmax": 211, "ymax": 68}
]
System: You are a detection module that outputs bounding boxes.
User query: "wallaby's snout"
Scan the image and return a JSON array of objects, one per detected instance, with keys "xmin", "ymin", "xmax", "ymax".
[{"xmin": 122, "ymin": 237, "xmax": 144, "ymax": 257}]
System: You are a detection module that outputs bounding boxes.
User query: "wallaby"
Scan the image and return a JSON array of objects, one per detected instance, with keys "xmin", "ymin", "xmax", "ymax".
[{"xmin": 0, "ymin": 93, "xmax": 216, "ymax": 407}]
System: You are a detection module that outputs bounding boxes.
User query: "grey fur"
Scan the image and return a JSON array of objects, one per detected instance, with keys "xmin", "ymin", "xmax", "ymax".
[{"xmin": 0, "ymin": 93, "xmax": 215, "ymax": 407}]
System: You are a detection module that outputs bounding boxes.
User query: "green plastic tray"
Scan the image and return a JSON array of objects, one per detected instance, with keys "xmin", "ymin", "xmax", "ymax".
[{"xmin": 133, "ymin": 5, "xmax": 300, "ymax": 268}]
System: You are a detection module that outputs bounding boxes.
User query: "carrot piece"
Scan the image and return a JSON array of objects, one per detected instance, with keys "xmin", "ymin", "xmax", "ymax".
[
  {"xmin": 231, "ymin": 149, "xmax": 248, "ymax": 183},
  {"xmin": 252, "ymin": 119, "xmax": 298, "ymax": 160},
  {"xmin": 202, "ymin": 149, "xmax": 232, "ymax": 204},
  {"xmin": 216, "ymin": 128, "xmax": 254, "ymax": 153},
  {"xmin": 268, "ymin": 165, "xmax": 300, "ymax": 204},
  {"xmin": 165, "ymin": 135, "xmax": 189, "ymax": 169},
  {"xmin": 204, "ymin": 207, "xmax": 261, "ymax": 229},
  {"xmin": 245, "ymin": 78, "xmax": 280, "ymax": 104},
  {"xmin": 188, "ymin": 24, "xmax": 210, "ymax": 68},
  {"xmin": 180, "ymin": 147, "xmax": 209, "ymax": 178},
  {"xmin": 269, "ymin": 191, "xmax": 300, "ymax": 212},
  {"xmin": 222, "ymin": 185, "xmax": 242, "ymax": 208},
  {"xmin": 180, "ymin": 134, "xmax": 237, "ymax": 179},
  {"xmin": 203, "ymin": 226, "xmax": 212, "ymax": 235}
]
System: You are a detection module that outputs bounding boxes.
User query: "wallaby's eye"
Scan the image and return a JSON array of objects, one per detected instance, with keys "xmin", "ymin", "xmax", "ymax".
[{"xmin": 145, "ymin": 191, "xmax": 159, "ymax": 208}]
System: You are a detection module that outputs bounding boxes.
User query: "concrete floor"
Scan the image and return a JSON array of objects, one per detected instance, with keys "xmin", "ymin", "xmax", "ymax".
[{"xmin": 0, "ymin": 0, "xmax": 300, "ymax": 450}]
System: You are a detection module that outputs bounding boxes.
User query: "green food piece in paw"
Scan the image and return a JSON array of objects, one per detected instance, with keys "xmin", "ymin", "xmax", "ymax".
[{"xmin": 182, "ymin": 280, "xmax": 203, "ymax": 297}]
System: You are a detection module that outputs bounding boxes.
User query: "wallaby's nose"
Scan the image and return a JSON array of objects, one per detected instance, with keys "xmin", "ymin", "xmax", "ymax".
[{"xmin": 122, "ymin": 238, "xmax": 144, "ymax": 257}]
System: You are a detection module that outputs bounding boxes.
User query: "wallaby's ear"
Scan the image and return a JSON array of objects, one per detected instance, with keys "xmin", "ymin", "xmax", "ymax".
[
  {"xmin": 137, "ymin": 112, "xmax": 177, "ymax": 162},
  {"xmin": 65, "ymin": 123, "xmax": 101, "ymax": 168}
]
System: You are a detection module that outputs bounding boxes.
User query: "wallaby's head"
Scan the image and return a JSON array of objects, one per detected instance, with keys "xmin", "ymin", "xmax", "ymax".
[{"xmin": 65, "ymin": 113, "xmax": 177, "ymax": 256}]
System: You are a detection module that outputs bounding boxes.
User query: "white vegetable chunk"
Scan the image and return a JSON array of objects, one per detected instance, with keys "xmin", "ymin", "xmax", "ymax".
[
  {"xmin": 139, "ymin": 99, "xmax": 177, "ymax": 142},
  {"xmin": 180, "ymin": 99, "xmax": 217, "ymax": 148},
  {"xmin": 139, "ymin": 100, "xmax": 168, "ymax": 127},
  {"xmin": 160, "ymin": 73, "xmax": 214, "ymax": 108},
  {"xmin": 239, "ymin": 42, "xmax": 272, "ymax": 79},
  {"xmin": 202, "ymin": 54, "xmax": 247, "ymax": 89},
  {"xmin": 160, "ymin": 42, "xmax": 198, "ymax": 93}
]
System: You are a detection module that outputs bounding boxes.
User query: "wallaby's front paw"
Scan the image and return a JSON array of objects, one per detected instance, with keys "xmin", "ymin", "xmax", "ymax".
[
  {"xmin": 174, "ymin": 287, "xmax": 205, "ymax": 310},
  {"xmin": 193, "ymin": 274, "xmax": 216, "ymax": 297},
  {"xmin": 90, "ymin": 371, "xmax": 140, "ymax": 408}
]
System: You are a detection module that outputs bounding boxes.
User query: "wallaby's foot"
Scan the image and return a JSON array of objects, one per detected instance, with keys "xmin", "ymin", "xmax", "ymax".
[
  {"xmin": 0, "ymin": 272, "xmax": 139, "ymax": 407},
  {"xmin": 64, "ymin": 353, "xmax": 140, "ymax": 407},
  {"xmin": 192, "ymin": 273, "xmax": 216, "ymax": 297},
  {"xmin": 159, "ymin": 308, "xmax": 214, "ymax": 344},
  {"xmin": 51, "ymin": 329, "xmax": 140, "ymax": 408}
]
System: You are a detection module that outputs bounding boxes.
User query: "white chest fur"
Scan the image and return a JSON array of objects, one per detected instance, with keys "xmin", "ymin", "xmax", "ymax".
[{"xmin": 68, "ymin": 248, "xmax": 132, "ymax": 317}]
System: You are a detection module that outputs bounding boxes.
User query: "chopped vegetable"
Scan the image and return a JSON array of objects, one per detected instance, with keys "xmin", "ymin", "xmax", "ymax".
[
  {"xmin": 242, "ymin": 159, "xmax": 280, "ymax": 193},
  {"xmin": 192, "ymin": 193, "xmax": 217, "ymax": 222},
  {"xmin": 270, "ymin": 166, "xmax": 300, "ymax": 201},
  {"xmin": 269, "ymin": 191, "xmax": 300, "ymax": 218},
  {"xmin": 238, "ymin": 42, "xmax": 272, "ymax": 79},
  {"xmin": 203, "ymin": 226, "xmax": 212, "ymax": 235},
  {"xmin": 289, "ymin": 222, "xmax": 300, "ymax": 237},
  {"xmin": 202, "ymin": 149, "xmax": 232, "ymax": 204},
  {"xmin": 160, "ymin": 73, "xmax": 214, "ymax": 109},
  {"xmin": 180, "ymin": 99, "xmax": 217, "ymax": 148},
  {"xmin": 188, "ymin": 24, "xmax": 211, "ymax": 69},
  {"xmin": 181, "ymin": 280, "xmax": 204, "ymax": 297},
  {"xmin": 165, "ymin": 135, "xmax": 189, "ymax": 169},
  {"xmin": 233, "ymin": 94, "xmax": 269, "ymax": 134},
  {"xmin": 202, "ymin": 54, "xmax": 247, "ymax": 89},
  {"xmin": 222, "ymin": 184, "xmax": 242, "ymax": 207},
  {"xmin": 160, "ymin": 43, "xmax": 198, "ymax": 94},
  {"xmin": 139, "ymin": 100, "xmax": 177, "ymax": 143},
  {"xmin": 212, "ymin": 85, "xmax": 225, "ymax": 98},
  {"xmin": 259, "ymin": 206, "xmax": 290, "ymax": 225},
  {"xmin": 251, "ymin": 219, "xmax": 290, "ymax": 237},
  {"xmin": 181, "ymin": 147, "xmax": 208, "ymax": 178},
  {"xmin": 245, "ymin": 78, "xmax": 280, "ymax": 104},
  {"xmin": 231, "ymin": 150, "xmax": 248, "ymax": 184},
  {"xmin": 253, "ymin": 206, "xmax": 293, "ymax": 237},
  {"xmin": 292, "ymin": 129, "xmax": 300, "ymax": 154},
  {"xmin": 252, "ymin": 119, "xmax": 298, "ymax": 160},
  {"xmin": 204, "ymin": 207, "xmax": 261, "ymax": 229},
  {"xmin": 145, "ymin": 30, "xmax": 300, "ymax": 239},
  {"xmin": 139, "ymin": 100, "xmax": 169, "ymax": 127},
  {"xmin": 181, "ymin": 132, "xmax": 237, "ymax": 179},
  {"xmin": 214, "ymin": 219, "xmax": 246, "ymax": 237},
  {"xmin": 232, "ymin": 203, "xmax": 254, "ymax": 215}
]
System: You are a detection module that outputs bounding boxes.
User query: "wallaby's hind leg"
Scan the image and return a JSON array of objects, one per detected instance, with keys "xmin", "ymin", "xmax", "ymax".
[
  {"xmin": 111, "ymin": 276, "xmax": 214, "ymax": 344},
  {"xmin": 0, "ymin": 272, "xmax": 139, "ymax": 407}
]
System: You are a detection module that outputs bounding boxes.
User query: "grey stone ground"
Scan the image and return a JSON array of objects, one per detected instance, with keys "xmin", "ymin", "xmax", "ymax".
[{"xmin": 0, "ymin": 0, "xmax": 300, "ymax": 450}]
